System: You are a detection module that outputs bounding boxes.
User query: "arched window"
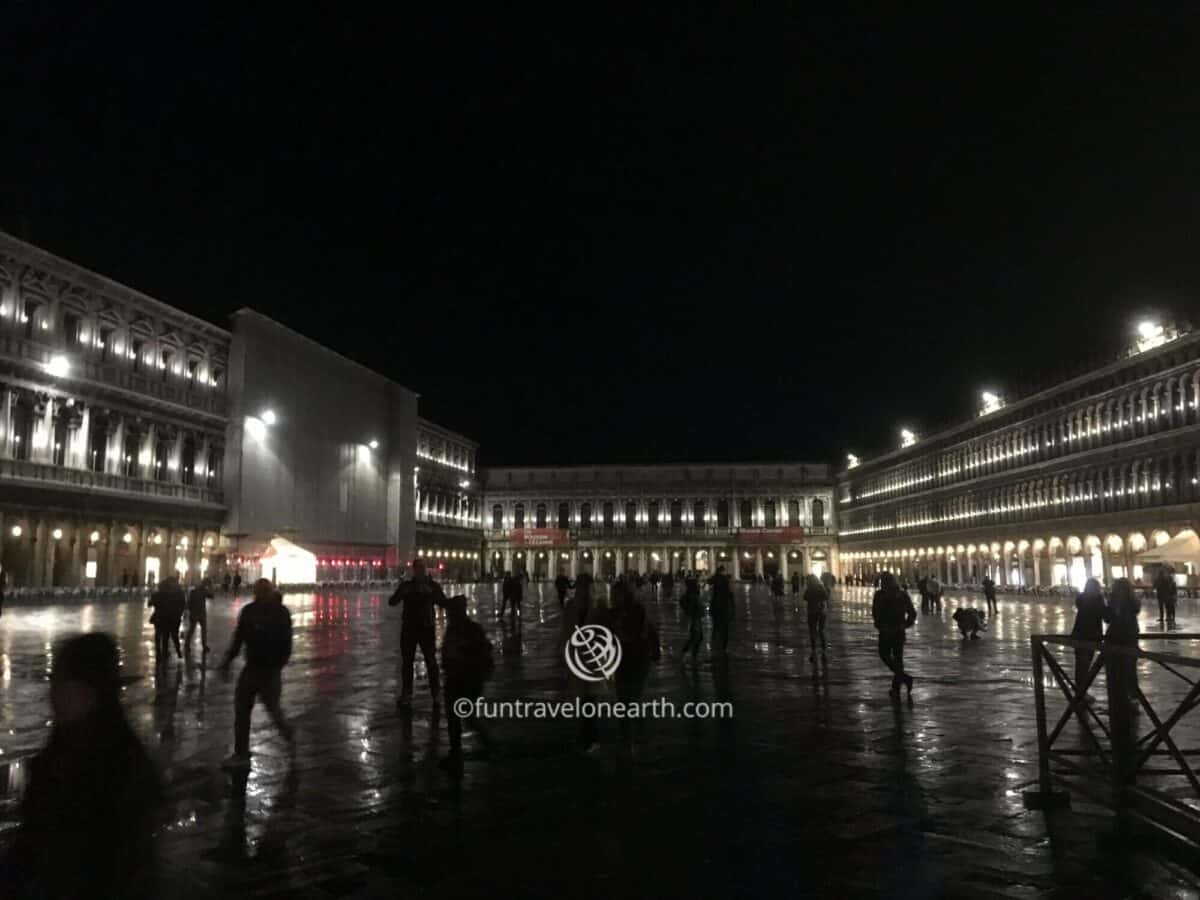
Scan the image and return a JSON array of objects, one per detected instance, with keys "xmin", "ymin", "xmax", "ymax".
[
  {"xmin": 602, "ymin": 502, "xmax": 614, "ymax": 528},
  {"xmin": 625, "ymin": 501, "xmax": 637, "ymax": 530},
  {"xmin": 648, "ymin": 502, "xmax": 659, "ymax": 530},
  {"xmin": 580, "ymin": 502, "xmax": 592, "ymax": 529},
  {"xmin": 693, "ymin": 500, "xmax": 705, "ymax": 528},
  {"xmin": 717, "ymin": 500, "xmax": 729, "ymax": 528},
  {"xmin": 492, "ymin": 504, "xmax": 503, "ymax": 530},
  {"xmin": 535, "ymin": 503, "xmax": 547, "ymax": 528},
  {"xmin": 557, "ymin": 502, "xmax": 569, "ymax": 529},
  {"xmin": 788, "ymin": 500, "xmax": 800, "ymax": 526},
  {"xmin": 739, "ymin": 499, "xmax": 753, "ymax": 528},
  {"xmin": 670, "ymin": 500, "xmax": 683, "ymax": 529},
  {"xmin": 812, "ymin": 498, "xmax": 825, "ymax": 528},
  {"xmin": 514, "ymin": 503, "xmax": 525, "ymax": 529},
  {"xmin": 764, "ymin": 500, "xmax": 777, "ymax": 528}
]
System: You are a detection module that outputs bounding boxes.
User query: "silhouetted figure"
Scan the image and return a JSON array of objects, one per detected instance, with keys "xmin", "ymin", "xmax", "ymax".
[
  {"xmin": 232, "ymin": 572, "xmax": 242, "ymax": 594},
  {"xmin": 790, "ymin": 570, "xmax": 801, "ymax": 596},
  {"xmin": 1107, "ymin": 577, "xmax": 1141, "ymax": 700},
  {"xmin": 707, "ymin": 566, "xmax": 734, "ymax": 657},
  {"xmin": 680, "ymin": 572, "xmax": 703, "ymax": 661},
  {"xmin": 952, "ymin": 607, "xmax": 986, "ymax": 639},
  {"xmin": 927, "ymin": 574, "xmax": 942, "ymax": 612},
  {"xmin": 771, "ymin": 571, "xmax": 785, "ymax": 600},
  {"xmin": 577, "ymin": 590, "xmax": 613, "ymax": 753},
  {"xmin": 612, "ymin": 584, "xmax": 660, "ymax": 752},
  {"xmin": 821, "ymin": 570, "xmax": 835, "ymax": 595},
  {"xmin": 1071, "ymin": 577, "xmax": 1110, "ymax": 693},
  {"xmin": 554, "ymin": 573, "xmax": 571, "ymax": 608},
  {"xmin": 572, "ymin": 572, "xmax": 594, "ymax": 626},
  {"xmin": 185, "ymin": 577, "xmax": 213, "ymax": 653},
  {"xmin": 917, "ymin": 575, "xmax": 929, "ymax": 614},
  {"xmin": 219, "ymin": 579, "xmax": 295, "ymax": 768},
  {"xmin": 441, "ymin": 595, "xmax": 494, "ymax": 773},
  {"xmin": 803, "ymin": 575, "xmax": 829, "ymax": 661},
  {"xmin": 388, "ymin": 559, "xmax": 447, "ymax": 709},
  {"xmin": 873, "ymin": 572, "xmax": 916, "ymax": 704},
  {"xmin": 982, "ymin": 576, "xmax": 997, "ymax": 616},
  {"xmin": 499, "ymin": 571, "xmax": 523, "ymax": 618},
  {"xmin": 649, "ymin": 570, "xmax": 660, "ymax": 598},
  {"xmin": 2, "ymin": 633, "xmax": 162, "ymax": 898},
  {"xmin": 148, "ymin": 575, "xmax": 186, "ymax": 663},
  {"xmin": 1155, "ymin": 567, "xmax": 1178, "ymax": 627},
  {"xmin": 661, "ymin": 570, "xmax": 674, "ymax": 599},
  {"xmin": 222, "ymin": 571, "xmax": 232, "ymax": 594}
]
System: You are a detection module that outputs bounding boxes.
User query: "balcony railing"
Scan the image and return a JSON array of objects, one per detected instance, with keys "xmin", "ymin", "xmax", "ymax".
[
  {"xmin": 0, "ymin": 457, "xmax": 223, "ymax": 505},
  {"xmin": 482, "ymin": 525, "xmax": 833, "ymax": 541}
]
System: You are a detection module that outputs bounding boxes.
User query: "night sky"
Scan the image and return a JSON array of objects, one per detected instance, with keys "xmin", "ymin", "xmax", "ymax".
[{"xmin": 2, "ymin": 9, "xmax": 1197, "ymax": 466}]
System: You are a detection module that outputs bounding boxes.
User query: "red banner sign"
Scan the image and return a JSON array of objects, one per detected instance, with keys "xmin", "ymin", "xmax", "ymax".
[
  {"xmin": 736, "ymin": 527, "xmax": 805, "ymax": 545},
  {"xmin": 509, "ymin": 528, "xmax": 570, "ymax": 547}
]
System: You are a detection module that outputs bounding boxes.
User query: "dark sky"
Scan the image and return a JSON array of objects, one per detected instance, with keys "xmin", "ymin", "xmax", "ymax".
[{"xmin": 2, "ymin": 9, "xmax": 1198, "ymax": 466}]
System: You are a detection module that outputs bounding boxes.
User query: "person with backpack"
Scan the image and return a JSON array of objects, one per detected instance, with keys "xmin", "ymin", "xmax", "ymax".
[
  {"xmin": 872, "ymin": 571, "xmax": 917, "ymax": 704},
  {"xmin": 680, "ymin": 571, "xmax": 704, "ymax": 662},
  {"xmin": 441, "ymin": 595, "xmax": 494, "ymax": 773},
  {"xmin": 803, "ymin": 575, "xmax": 829, "ymax": 661},
  {"xmin": 388, "ymin": 559, "xmax": 448, "ymax": 709},
  {"xmin": 707, "ymin": 566, "xmax": 735, "ymax": 657},
  {"xmin": 219, "ymin": 579, "xmax": 295, "ymax": 769}
]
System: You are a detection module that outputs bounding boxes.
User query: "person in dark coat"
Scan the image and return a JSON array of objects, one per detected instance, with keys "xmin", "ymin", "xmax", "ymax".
[
  {"xmin": 982, "ymin": 576, "xmax": 997, "ymax": 616},
  {"xmin": 1106, "ymin": 577, "xmax": 1141, "ymax": 700},
  {"xmin": 770, "ymin": 571, "xmax": 785, "ymax": 600},
  {"xmin": 554, "ymin": 572, "xmax": 571, "ymax": 608},
  {"xmin": 661, "ymin": 570, "xmax": 674, "ymax": 599},
  {"xmin": 441, "ymin": 595, "xmax": 493, "ymax": 772},
  {"xmin": 680, "ymin": 572, "xmax": 704, "ymax": 661},
  {"xmin": 612, "ymin": 584, "xmax": 659, "ymax": 750},
  {"xmin": 707, "ymin": 566, "xmax": 735, "ymax": 656},
  {"xmin": 1, "ymin": 633, "xmax": 162, "ymax": 899},
  {"xmin": 803, "ymin": 575, "xmax": 829, "ymax": 660},
  {"xmin": 790, "ymin": 570, "xmax": 802, "ymax": 597},
  {"xmin": 1071, "ymin": 577, "xmax": 1111, "ymax": 694},
  {"xmin": 1155, "ymin": 567, "xmax": 1178, "ymax": 627},
  {"xmin": 388, "ymin": 559, "xmax": 448, "ymax": 708},
  {"xmin": 185, "ymin": 577, "xmax": 213, "ymax": 653},
  {"xmin": 148, "ymin": 575, "xmax": 186, "ymax": 663},
  {"xmin": 872, "ymin": 572, "xmax": 917, "ymax": 703},
  {"xmin": 219, "ymin": 579, "xmax": 295, "ymax": 768}
]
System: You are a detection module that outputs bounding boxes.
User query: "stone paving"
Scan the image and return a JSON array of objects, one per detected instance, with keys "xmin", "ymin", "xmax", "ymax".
[{"xmin": 1, "ymin": 584, "xmax": 1200, "ymax": 897}]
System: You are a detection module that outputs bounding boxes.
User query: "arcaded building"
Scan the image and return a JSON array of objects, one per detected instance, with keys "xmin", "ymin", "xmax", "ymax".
[
  {"xmin": 0, "ymin": 232, "xmax": 228, "ymax": 588},
  {"xmin": 481, "ymin": 463, "xmax": 836, "ymax": 581},
  {"xmin": 837, "ymin": 323, "xmax": 1200, "ymax": 588},
  {"xmin": 414, "ymin": 418, "xmax": 483, "ymax": 581}
]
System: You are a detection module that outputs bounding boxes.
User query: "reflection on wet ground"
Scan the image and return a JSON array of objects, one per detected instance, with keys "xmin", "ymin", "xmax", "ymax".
[{"xmin": 0, "ymin": 584, "xmax": 1198, "ymax": 897}]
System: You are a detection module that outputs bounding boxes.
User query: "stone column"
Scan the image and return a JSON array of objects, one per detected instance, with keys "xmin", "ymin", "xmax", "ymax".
[
  {"xmin": 1032, "ymin": 553, "xmax": 1042, "ymax": 588},
  {"xmin": 106, "ymin": 522, "xmax": 120, "ymax": 586},
  {"xmin": 503, "ymin": 549, "xmax": 512, "ymax": 573},
  {"xmin": 780, "ymin": 548, "xmax": 788, "ymax": 580},
  {"xmin": 755, "ymin": 548, "xmax": 764, "ymax": 577},
  {"xmin": 135, "ymin": 525, "xmax": 149, "ymax": 588},
  {"xmin": 70, "ymin": 524, "xmax": 83, "ymax": 586},
  {"xmin": 140, "ymin": 425, "xmax": 155, "ymax": 480},
  {"xmin": 32, "ymin": 519, "xmax": 48, "ymax": 588}
]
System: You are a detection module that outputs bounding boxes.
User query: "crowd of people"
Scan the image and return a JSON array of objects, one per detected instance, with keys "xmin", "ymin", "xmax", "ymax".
[{"xmin": 0, "ymin": 554, "xmax": 1189, "ymax": 896}]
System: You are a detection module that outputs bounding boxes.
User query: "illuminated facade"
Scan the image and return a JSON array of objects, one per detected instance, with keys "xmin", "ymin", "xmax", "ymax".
[
  {"xmin": 481, "ymin": 463, "xmax": 836, "ymax": 580},
  {"xmin": 415, "ymin": 418, "xmax": 482, "ymax": 580},
  {"xmin": 0, "ymin": 232, "xmax": 228, "ymax": 588},
  {"xmin": 837, "ymin": 327, "xmax": 1200, "ymax": 588}
]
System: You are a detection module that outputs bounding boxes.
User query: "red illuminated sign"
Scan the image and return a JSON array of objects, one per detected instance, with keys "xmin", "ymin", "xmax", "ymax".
[
  {"xmin": 509, "ymin": 528, "xmax": 570, "ymax": 547},
  {"xmin": 735, "ymin": 527, "xmax": 806, "ymax": 545}
]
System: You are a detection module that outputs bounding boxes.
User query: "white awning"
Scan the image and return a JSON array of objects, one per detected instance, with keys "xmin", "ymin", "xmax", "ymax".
[
  {"xmin": 1138, "ymin": 530, "xmax": 1200, "ymax": 566},
  {"xmin": 260, "ymin": 535, "xmax": 318, "ymax": 584}
]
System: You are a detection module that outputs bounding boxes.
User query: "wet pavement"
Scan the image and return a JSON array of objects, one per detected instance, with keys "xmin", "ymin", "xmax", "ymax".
[{"xmin": 1, "ymin": 583, "xmax": 1199, "ymax": 898}]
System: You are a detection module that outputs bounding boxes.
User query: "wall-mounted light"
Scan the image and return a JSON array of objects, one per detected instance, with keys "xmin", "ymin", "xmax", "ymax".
[
  {"xmin": 368, "ymin": 439, "xmax": 379, "ymax": 450},
  {"xmin": 260, "ymin": 409, "xmax": 277, "ymax": 426},
  {"xmin": 45, "ymin": 354, "xmax": 70, "ymax": 378},
  {"xmin": 52, "ymin": 528, "xmax": 63, "ymax": 540},
  {"xmin": 10, "ymin": 525, "xmax": 23, "ymax": 538}
]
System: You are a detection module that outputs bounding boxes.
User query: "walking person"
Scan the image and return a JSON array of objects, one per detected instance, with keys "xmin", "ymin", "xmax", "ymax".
[
  {"xmin": 804, "ymin": 575, "xmax": 829, "ymax": 661},
  {"xmin": 928, "ymin": 573, "xmax": 943, "ymax": 613},
  {"xmin": 612, "ymin": 581, "xmax": 660, "ymax": 754},
  {"xmin": 1155, "ymin": 566, "xmax": 1178, "ymax": 628},
  {"xmin": 148, "ymin": 575, "xmax": 186, "ymax": 664},
  {"xmin": 707, "ymin": 565, "xmax": 735, "ymax": 658},
  {"xmin": 1, "ymin": 634, "xmax": 162, "ymax": 899},
  {"xmin": 388, "ymin": 559, "xmax": 448, "ymax": 709},
  {"xmin": 441, "ymin": 595, "xmax": 494, "ymax": 774},
  {"xmin": 219, "ymin": 579, "xmax": 296, "ymax": 769},
  {"xmin": 771, "ymin": 571, "xmax": 785, "ymax": 602},
  {"xmin": 554, "ymin": 572, "xmax": 572, "ymax": 608},
  {"xmin": 1071, "ymin": 577, "xmax": 1110, "ymax": 697},
  {"xmin": 982, "ymin": 576, "xmax": 997, "ymax": 617},
  {"xmin": 680, "ymin": 571, "xmax": 704, "ymax": 662},
  {"xmin": 790, "ymin": 570, "xmax": 802, "ymax": 598},
  {"xmin": 872, "ymin": 572, "xmax": 916, "ymax": 704},
  {"xmin": 661, "ymin": 569, "xmax": 674, "ymax": 600},
  {"xmin": 917, "ymin": 575, "xmax": 929, "ymax": 614},
  {"xmin": 185, "ymin": 577, "xmax": 213, "ymax": 654},
  {"xmin": 232, "ymin": 572, "xmax": 242, "ymax": 594}
]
